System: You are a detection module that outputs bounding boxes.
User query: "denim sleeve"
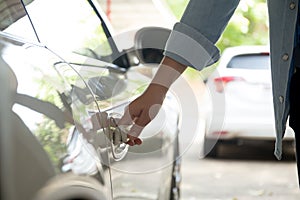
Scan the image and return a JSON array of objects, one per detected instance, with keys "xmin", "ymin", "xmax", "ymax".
[{"xmin": 164, "ymin": 0, "xmax": 240, "ymax": 71}]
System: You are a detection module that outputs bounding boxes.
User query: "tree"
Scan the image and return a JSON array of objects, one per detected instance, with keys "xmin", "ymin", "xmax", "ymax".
[
  {"xmin": 165, "ymin": 0, "xmax": 269, "ymax": 51},
  {"xmin": 164, "ymin": 0, "xmax": 269, "ymax": 79}
]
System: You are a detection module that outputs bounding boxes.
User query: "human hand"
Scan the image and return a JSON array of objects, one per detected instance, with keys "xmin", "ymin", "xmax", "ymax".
[
  {"xmin": 119, "ymin": 56, "xmax": 186, "ymax": 146},
  {"xmin": 119, "ymin": 83, "xmax": 168, "ymax": 146}
]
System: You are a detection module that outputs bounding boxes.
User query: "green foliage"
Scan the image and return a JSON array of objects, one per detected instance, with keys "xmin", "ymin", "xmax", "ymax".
[
  {"xmin": 165, "ymin": 0, "xmax": 189, "ymax": 19},
  {"xmin": 165, "ymin": 0, "xmax": 268, "ymax": 51},
  {"xmin": 35, "ymin": 118, "xmax": 68, "ymax": 169},
  {"xmin": 33, "ymin": 72, "xmax": 70, "ymax": 170},
  {"xmin": 217, "ymin": 0, "xmax": 268, "ymax": 51},
  {"xmin": 164, "ymin": 0, "xmax": 269, "ymax": 79}
]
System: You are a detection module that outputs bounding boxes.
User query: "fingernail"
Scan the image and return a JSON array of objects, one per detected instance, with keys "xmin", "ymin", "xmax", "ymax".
[{"xmin": 134, "ymin": 139, "xmax": 142, "ymax": 145}]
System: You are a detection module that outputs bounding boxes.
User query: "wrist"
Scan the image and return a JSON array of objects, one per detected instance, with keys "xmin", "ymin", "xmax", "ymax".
[
  {"xmin": 147, "ymin": 83, "xmax": 168, "ymax": 96},
  {"xmin": 151, "ymin": 56, "xmax": 187, "ymax": 89}
]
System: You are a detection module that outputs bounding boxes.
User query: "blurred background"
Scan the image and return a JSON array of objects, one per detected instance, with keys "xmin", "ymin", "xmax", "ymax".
[
  {"xmin": 97, "ymin": 0, "xmax": 300, "ymax": 199},
  {"xmin": 99, "ymin": 0, "xmax": 269, "ymax": 78}
]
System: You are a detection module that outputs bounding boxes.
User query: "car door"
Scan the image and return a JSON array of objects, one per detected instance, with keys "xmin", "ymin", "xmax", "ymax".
[
  {"xmin": 20, "ymin": 0, "xmax": 131, "ymax": 198},
  {"xmin": 19, "ymin": 1, "xmax": 182, "ymax": 199},
  {"xmin": 0, "ymin": 34, "xmax": 113, "ymax": 199},
  {"xmin": 1, "ymin": 0, "xmax": 121, "ymax": 198}
]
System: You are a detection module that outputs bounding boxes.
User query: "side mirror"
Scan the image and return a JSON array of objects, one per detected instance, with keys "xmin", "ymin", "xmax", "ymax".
[{"xmin": 134, "ymin": 27, "xmax": 171, "ymax": 64}]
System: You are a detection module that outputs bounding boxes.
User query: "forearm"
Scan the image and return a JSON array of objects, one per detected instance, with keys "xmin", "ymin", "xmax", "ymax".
[
  {"xmin": 163, "ymin": 0, "xmax": 240, "ymax": 71},
  {"xmin": 150, "ymin": 56, "xmax": 187, "ymax": 90}
]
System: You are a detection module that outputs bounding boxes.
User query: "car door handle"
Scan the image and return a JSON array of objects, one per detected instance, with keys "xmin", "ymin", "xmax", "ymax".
[
  {"xmin": 90, "ymin": 112, "xmax": 129, "ymax": 161},
  {"xmin": 104, "ymin": 117, "xmax": 128, "ymax": 145}
]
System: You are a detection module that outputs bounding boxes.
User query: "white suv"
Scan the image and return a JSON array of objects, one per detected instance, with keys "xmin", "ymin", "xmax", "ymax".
[{"xmin": 203, "ymin": 45, "xmax": 294, "ymax": 157}]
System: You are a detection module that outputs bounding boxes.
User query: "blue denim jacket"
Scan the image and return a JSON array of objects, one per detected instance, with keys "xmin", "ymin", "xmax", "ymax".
[{"xmin": 164, "ymin": 0, "xmax": 298, "ymax": 160}]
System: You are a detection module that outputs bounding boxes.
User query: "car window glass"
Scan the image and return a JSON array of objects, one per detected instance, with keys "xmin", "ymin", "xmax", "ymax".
[
  {"xmin": 24, "ymin": 0, "xmax": 112, "ymax": 58},
  {"xmin": 227, "ymin": 54, "xmax": 270, "ymax": 70},
  {"xmin": 0, "ymin": 0, "xmax": 38, "ymax": 42}
]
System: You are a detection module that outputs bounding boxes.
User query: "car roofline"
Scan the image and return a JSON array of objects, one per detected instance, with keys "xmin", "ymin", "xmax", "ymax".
[
  {"xmin": 218, "ymin": 45, "xmax": 270, "ymax": 68},
  {"xmin": 0, "ymin": 31, "xmax": 44, "ymax": 48}
]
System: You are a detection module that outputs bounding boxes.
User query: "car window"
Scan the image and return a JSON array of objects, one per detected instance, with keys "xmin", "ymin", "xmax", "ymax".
[
  {"xmin": 0, "ymin": 0, "xmax": 38, "ymax": 42},
  {"xmin": 227, "ymin": 54, "xmax": 270, "ymax": 70},
  {"xmin": 23, "ymin": 0, "xmax": 112, "ymax": 59}
]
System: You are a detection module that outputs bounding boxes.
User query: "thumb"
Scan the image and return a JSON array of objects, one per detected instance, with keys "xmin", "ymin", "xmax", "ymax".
[{"xmin": 118, "ymin": 104, "xmax": 139, "ymax": 126}]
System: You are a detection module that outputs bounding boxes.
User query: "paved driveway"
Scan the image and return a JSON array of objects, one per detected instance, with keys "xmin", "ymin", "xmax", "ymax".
[{"xmin": 97, "ymin": 1, "xmax": 300, "ymax": 199}]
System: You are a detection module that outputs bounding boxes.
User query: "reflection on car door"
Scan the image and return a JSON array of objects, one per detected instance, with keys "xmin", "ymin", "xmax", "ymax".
[{"xmin": 3, "ymin": 40, "xmax": 113, "ymax": 199}]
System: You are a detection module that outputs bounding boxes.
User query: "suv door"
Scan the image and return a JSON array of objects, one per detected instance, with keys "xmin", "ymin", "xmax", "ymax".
[
  {"xmin": 0, "ymin": 34, "xmax": 112, "ymax": 199},
  {"xmin": 21, "ymin": 0, "xmax": 131, "ymax": 155},
  {"xmin": 17, "ymin": 1, "xmax": 182, "ymax": 200},
  {"xmin": 19, "ymin": 0, "xmax": 132, "ymax": 197}
]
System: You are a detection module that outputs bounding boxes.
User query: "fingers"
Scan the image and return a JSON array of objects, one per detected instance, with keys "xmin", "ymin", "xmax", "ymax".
[
  {"xmin": 118, "ymin": 104, "xmax": 139, "ymax": 126},
  {"xmin": 125, "ymin": 112, "xmax": 148, "ymax": 146},
  {"xmin": 126, "ymin": 134, "xmax": 142, "ymax": 146},
  {"xmin": 128, "ymin": 110, "xmax": 151, "ymax": 134},
  {"xmin": 119, "ymin": 94, "xmax": 162, "ymax": 146},
  {"xmin": 122, "ymin": 108, "xmax": 150, "ymax": 146}
]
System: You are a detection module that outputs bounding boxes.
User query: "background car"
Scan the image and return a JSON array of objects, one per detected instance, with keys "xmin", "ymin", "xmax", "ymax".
[
  {"xmin": 0, "ymin": 0, "xmax": 181, "ymax": 199},
  {"xmin": 203, "ymin": 45, "xmax": 295, "ymax": 157}
]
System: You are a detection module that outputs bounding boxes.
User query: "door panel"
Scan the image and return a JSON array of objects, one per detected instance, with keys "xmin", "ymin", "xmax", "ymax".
[{"xmin": 3, "ymin": 41, "xmax": 112, "ymax": 199}]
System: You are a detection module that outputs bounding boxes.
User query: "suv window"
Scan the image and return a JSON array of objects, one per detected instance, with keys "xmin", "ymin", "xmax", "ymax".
[
  {"xmin": 0, "ymin": 0, "xmax": 38, "ymax": 42},
  {"xmin": 24, "ymin": 0, "xmax": 112, "ymax": 58},
  {"xmin": 227, "ymin": 54, "xmax": 270, "ymax": 70}
]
